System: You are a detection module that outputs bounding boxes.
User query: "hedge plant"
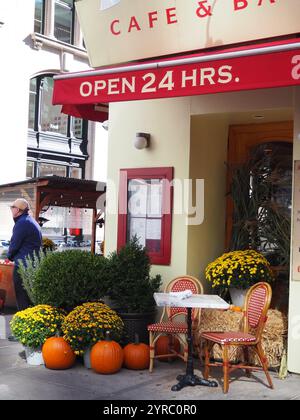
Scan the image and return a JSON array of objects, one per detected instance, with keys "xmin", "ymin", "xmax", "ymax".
[{"xmin": 26, "ymin": 250, "xmax": 108, "ymax": 309}]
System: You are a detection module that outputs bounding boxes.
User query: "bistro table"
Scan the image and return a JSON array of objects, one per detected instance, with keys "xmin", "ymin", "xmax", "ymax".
[{"xmin": 154, "ymin": 293, "xmax": 230, "ymax": 391}]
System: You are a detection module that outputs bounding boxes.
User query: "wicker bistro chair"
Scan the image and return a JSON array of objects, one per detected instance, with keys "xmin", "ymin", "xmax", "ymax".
[
  {"xmin": 200, "ymin": 282, "xmax": 274, "ymax": 394},
  {"xmin": 148, "ymin": 275, "xmax": 204, "ymax": 373}
]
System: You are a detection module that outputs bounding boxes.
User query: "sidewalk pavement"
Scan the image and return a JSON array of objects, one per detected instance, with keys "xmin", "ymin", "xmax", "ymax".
[{"xmin": 0, "ymin": 339, "xmax": 300, "ymax": 400}]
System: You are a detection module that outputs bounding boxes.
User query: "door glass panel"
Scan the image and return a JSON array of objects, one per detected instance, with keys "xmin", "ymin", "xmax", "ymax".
[{"xmin": 230, "ymin": 141, "xmax": 292, "ymax": 267}]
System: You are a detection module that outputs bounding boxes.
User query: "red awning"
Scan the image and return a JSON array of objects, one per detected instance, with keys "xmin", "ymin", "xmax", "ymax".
[{"xmin": 53, "ymin": 39, "xmax": 300, "ymax": 121}]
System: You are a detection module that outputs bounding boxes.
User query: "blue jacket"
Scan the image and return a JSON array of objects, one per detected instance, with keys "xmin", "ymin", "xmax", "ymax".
[{"xmin": 7, "ymin": 212, "xmax": 42, "ymax": 266}]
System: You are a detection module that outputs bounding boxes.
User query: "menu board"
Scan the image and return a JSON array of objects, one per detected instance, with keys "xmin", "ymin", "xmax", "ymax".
[{"xmin": 127, "ymin": 179, "xmax": 162, "ymax": 253}]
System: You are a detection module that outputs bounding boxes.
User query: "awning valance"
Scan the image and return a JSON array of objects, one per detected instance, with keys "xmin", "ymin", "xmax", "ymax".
[{"xmin": 53, "ymin": 39, "xmax": 300, "ymax": 120}]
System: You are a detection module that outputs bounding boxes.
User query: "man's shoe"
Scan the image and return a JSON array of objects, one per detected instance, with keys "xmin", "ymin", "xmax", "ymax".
[{"xmin": 8, "ymin": 335, "xmax": 18, "ymax": 342}]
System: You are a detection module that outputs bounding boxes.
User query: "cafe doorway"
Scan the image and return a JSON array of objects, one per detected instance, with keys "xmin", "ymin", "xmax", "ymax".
[{"xmin": 225, "ymin": 121, "xmax": 293, "ymax": 311}]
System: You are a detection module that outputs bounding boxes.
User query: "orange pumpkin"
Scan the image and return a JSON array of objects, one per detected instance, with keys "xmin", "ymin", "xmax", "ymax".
[
  {"xmin": 90, "ymin": 332, "xmax": 123, "ymax": 374},
  {"xmin": 123, "ymin": 334, "xmax": 150, "ymax": 370},
  {"xmin": 42, "ymin": 337, "xmax": 76, "ymax": 370},
  {"xmin": 155, "ymin": 335, "xmax": 181, "ymax": 362}
]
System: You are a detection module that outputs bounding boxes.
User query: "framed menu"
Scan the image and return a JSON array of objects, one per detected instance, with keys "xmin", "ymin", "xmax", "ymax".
[{"xmin": 118, "ymin": 167, "xmax": 173, "ymax": 265}]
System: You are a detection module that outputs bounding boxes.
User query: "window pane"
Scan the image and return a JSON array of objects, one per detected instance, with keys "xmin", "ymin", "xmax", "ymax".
[
  {"xmin": 40, "ymin": 77, "xmax": 68, "ymax": 135},
  {"xmin": 28, "ymin": 78, "xmax": 37, "ymax": 130},
  {"xmin": 72, "ymin": 118, "xmax": 84, "ymax": 139},
  {"xmin": 34, "ymin": 0, "xmax": 44, "ymax": 33},
  {"xmin": 26, "ymin": 161, "xmax": 35, "ymax": 179},
  {"xmin": 39, "ymin": 163, "xmax": 67, "ymax": 177},
  {"xmin": 39, "ymin": 206, "xmax": 93, "ymax": 252},
  {"xmin": 127, "ymin": 179, "xmax": 163, "ymax": 253},
  {"xmin": 70, "ymin": 167, "xmax": 82, "ymax": 179},
  {"xmin": 54, "ymin": 1, "xmax": 73, "ymax": 44}
]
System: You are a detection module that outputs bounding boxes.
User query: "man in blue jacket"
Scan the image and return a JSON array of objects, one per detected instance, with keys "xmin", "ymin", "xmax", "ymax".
[{"xmin": 7, "ymin": 198, "xmax": 42, "ymax": 311}]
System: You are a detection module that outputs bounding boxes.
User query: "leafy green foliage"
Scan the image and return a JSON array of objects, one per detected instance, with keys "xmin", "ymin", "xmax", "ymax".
[
  {"xmin": 229, "ymin": 143, "xmax": 292, "ymax": 267},
  {"xmin": 18, "ymin": 250, "xmax": 49, "ymax": 305},
  {"xmin": 30, "ymin": 251, "xmax": 108, "ymax": 309},
  {"xmin": 106, "ymin": 237, "xmax": 162, "ymax": 313}
]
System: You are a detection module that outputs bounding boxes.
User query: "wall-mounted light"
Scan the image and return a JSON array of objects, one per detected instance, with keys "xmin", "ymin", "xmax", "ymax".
[
  {"xmin": 134, "ymin": 132, "xmax": 150, "ymax": 150},
  {"xmin": 102, "ymin": 120, "xmax": 109, "ymax": 131}
]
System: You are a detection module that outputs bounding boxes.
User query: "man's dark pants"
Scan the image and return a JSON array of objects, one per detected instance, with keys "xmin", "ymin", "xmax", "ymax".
[{"xmin": 13, "ymin": 266, "xmax": 31, "ymax": 311}]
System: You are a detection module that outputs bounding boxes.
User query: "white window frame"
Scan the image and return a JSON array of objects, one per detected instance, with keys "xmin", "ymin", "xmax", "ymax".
[{"xmin": 36, "ymin": 0, "xmax": 85, "ymax": 49}]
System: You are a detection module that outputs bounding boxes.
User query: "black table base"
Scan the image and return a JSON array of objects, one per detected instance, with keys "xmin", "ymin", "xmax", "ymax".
[
  {"xmin": 171, "ymin": 307, "xmax": 218, "ymax": 392},
  {"xmin": 171, "ymin": 373, "xmax": 218, "ymax": 391}
]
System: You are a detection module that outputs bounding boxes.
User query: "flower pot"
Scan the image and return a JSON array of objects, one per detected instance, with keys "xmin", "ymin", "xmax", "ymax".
[
  {"xmin": 229, "ymin": 288, "xmax": 248, "ymax": 308},
  {"xmin": 83, "ymin": 348, "xmax": 92, "ymax": 369},
  {"xmin": 24, "ymin": 346, "xmax": 45, "ymax": 366},
  {"xmin": 117, "ymin": 311, "xmax": 156, "ymax": 345}
]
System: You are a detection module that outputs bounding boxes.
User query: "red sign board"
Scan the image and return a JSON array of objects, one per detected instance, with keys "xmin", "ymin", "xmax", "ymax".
[{"xmin": 53, "ymin": 47, "xmax": 300, "ymax": 107}]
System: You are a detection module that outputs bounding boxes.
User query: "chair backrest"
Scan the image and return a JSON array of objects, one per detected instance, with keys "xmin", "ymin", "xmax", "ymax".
[
  {"xmin": 164, "ymin": 275, "xmax": 203, "ymax": 322},
  {"xmin": 243, "ymin": 282, "xmax": 272, "ymax": 340}
]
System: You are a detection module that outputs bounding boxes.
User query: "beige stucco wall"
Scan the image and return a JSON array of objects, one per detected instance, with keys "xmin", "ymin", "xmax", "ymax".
[
  {"xmin": 187, "ymin": 115, "xmax": 229, "ymax": 292},
  {"xmin": 105, "ymin": 97, "xmax": 192, "ymax": 282},
  {"xmin": 104, "ymin": 87, "xmax": 300, "ymax": 374},
  {"xmin": 288, "ymin": 86, "xmax": 300, "ymax": 374}
]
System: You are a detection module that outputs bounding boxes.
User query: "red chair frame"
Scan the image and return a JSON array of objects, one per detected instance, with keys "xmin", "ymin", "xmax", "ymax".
[{"xmin": 201, "ymin": 282, "xmax": 274, "ymax": 393}]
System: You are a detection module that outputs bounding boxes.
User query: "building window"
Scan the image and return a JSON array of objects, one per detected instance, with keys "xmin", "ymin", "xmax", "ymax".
[
  {"xmin": 54, "ymin": 0, "xmax": 74, "ymax": 44},
  {"xmin": 70, "ymin": 167, "xmax": 82, "ymax": 179},
  {"xmin": 117, "ymin": 168, "xmax": 174, "ymax": 265},
  {"xmin": 40, "ymin": 76, "xmax": 68, "ymax": 135},
  {"xmin": 26, "ymin": 161, "xmax": 35, "ymax": 179},
  {"xmin": 29, "ymin": 74, "xmax": 86, "ymax": 139},
  {"xmin": 34, "ymin": 0, "xmax": 45, "ymax": 33},
  {"xmin": 39, "ymin": 162, "xmax": 67, "ymax": 177},
  {"xmin": 34, "ymin": 1, "xmax": 82, "ymax": 47},
  {"xmin": 28, "ymin": 74, "xmax": 88, "ymax": 179}
]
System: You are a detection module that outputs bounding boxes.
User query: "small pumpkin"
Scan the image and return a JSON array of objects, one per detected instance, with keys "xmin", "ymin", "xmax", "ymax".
[
  {"xmin": 90, "ymin": 331, "xmax": 123, "ymax": 374},
  {"xmin": 123, "ymin": 334, "xmax": 150, "ymax": 370},
  {"xmin": 155, "ymin": 335, "xmax": 181, "ymax": 362},
  {"xmin": 42, "ymin": 337, "xmax": 76, "ymax": 370}
]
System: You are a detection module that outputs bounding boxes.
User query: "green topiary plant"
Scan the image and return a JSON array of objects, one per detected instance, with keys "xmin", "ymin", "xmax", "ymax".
[
  {"xmin": 27, "ymin": 250, "xmax": 108, "ymax": 309},
  {"xmin": 106, "ymin": 237, "xmax": 162, "ymax": 313}
]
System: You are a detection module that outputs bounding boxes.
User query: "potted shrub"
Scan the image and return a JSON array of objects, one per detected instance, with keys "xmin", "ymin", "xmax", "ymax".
[
  {"xmin": 62, "ymin": 302, "xmax": 124, "ymax": 368},
  {"xmin": 106, "ymin": 237, "xmax": 162, "ymax": 344},
  {"xmin": 10, "ymin": 305, "xmax": 66, "ymax": 365},
  {"xmin": 19, "ymin": 250, "xmax": 109, "ymax": 310},
  {"xmin": 205, "ymin": 249, "xmax": 274, "ymax": 306}
]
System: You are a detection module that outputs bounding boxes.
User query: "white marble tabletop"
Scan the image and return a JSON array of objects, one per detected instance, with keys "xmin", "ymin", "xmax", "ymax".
[{"xmin": 154, "ymin": 293, "xmax": 230, "ymax": 310}]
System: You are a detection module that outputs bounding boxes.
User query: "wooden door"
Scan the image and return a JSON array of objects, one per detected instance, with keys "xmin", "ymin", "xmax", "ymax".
[{"xmin": 225, "ymin": 121, "xmax": 293, "ymax": 250}]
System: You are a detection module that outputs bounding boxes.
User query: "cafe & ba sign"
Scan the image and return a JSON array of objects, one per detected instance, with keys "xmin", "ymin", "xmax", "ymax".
[{"xmin": 75, "ymin": 0, "xmax": 300, "ymax": 67}]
